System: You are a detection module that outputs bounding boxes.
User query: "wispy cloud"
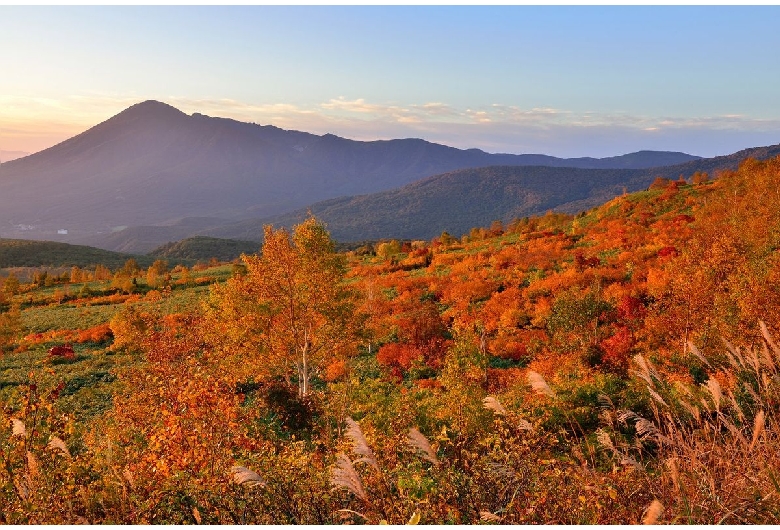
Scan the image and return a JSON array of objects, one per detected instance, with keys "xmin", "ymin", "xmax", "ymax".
[{"xmin": 3, "ymin": 94, "xmax": 780, "ymax": 158}]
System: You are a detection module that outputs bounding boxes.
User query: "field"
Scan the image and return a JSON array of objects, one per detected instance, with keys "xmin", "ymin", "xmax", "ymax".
[{"xmin": 2, "ymin": 159, "xmax": 780, "ymax": 523}]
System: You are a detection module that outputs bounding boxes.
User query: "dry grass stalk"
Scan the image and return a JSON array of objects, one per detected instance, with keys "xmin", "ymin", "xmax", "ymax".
[
  {"xmin": 749, "ymin": 409, "xmax": 765, "ymax": 451},
  {"xmin": 759, "ymin": 320, "xmax": 780, "ymax": 362},
  {"xmin": 596, "ymin": 429, "xmax": 615, "ymax": 452},
  {"xmin": 647, "ymin": 387, "xmax": 669, "ymax": 408},
  {"xmin": 487, "ymin": 462, "xmax": 517, "ymax": 481},
  {"xmin": 480, "ymin": 511, "xmax": 502, "ymax": 522},
  {"xmin": 331, "ymin": 453, "xmax": 368, "ymax": 501},
  {"xmin": 483, "ymin": 396, "xmax": 507, "ymax": 415},
  {"xmin": 344, "ymin": 417, "xmax": 379, "ymax": 471},
  {"xmin": 407, "ymin": 427, "xmax": 439, "ymax": 465},
  {"xmin": 48, "ymin": 436, "xmax": 71, "ymax": 459},
  {"xmin": 527, "ymin": 370, "xmax": 555, "ymax": 398},
  {"xmin": 597, "ymin": 393, "xmax": 614, "ymax": 409},
  {"xmin": 706, "ymin": 377, "xmax": 722, "ymax": 412},
  {"xmin": 516, "ymin": 418, "xmax": 534, "ymax": 431},
  {"xmin": 123, "ymin": 468, "xmax": 135, "ymax": 490},
  {"xmin": 621, "ymin": 454, "xmax": 644, "ymax": 472},
  {"xmin": 642, "ymin": 499, "xmax": 664, "ymax": 524},
  {"xmin": 11, "ymin": 418, "xmax": 26, "ymax": 437},
  {"xmin": 723, "ymin": 339, "xmax": 745, "ymax": 371},
  {"xmin": 26, "ymin": 451, "xmax": 40, "ymax": 480},
  {"xmin": 230, "ymin": 465, "xmax": 266, "ymax": 488},
  {"xmin": 687, "ymin": 340, "xmax": 711, "ymax": 368},
  {"xmin": 665, "ymin": 458, "xmax": 680, "ymax": 493}
]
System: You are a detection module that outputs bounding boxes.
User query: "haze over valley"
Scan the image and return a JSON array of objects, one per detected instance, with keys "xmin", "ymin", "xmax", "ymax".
[{"xmin": 0, "ymin": 99, "xmax": 712, "ymax": 252}]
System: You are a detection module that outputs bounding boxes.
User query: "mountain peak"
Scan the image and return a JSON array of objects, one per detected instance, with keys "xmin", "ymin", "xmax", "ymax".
[{"xmin": 112, "ymin": 100, "xmax": 188, "ymax": 122}]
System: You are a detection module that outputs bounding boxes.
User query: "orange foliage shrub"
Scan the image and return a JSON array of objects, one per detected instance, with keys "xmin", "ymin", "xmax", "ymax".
[{"xmin": 75, "ymin": 323, "xmax": 114, "ymax": 344}]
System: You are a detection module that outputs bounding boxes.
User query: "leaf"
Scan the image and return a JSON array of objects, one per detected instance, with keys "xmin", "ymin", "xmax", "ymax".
[{"xmin": 407, "ymin": 511, "xmax": 421, "ymax": 525}]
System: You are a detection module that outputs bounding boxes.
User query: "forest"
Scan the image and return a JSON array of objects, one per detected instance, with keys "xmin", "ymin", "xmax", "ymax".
[{"xmin": 1, "ymin": 157, "xmax": 780, "ymax": 523}]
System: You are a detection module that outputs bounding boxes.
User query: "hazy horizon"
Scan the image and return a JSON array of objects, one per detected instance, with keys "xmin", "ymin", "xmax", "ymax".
[{"xmin": 2, "ymin": 6, "xmax": 780, "ymax": 159}]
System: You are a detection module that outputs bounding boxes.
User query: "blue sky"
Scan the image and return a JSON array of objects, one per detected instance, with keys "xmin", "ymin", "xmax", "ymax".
[{"xmin": 2, "ymin": 6, "xmax": 780, "ymax": 159}]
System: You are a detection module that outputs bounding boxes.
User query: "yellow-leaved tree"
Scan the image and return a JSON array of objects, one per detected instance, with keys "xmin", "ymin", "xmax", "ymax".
[{"xmin": 204, "ymin": 216, "xmax": 359, "ymax": 398}]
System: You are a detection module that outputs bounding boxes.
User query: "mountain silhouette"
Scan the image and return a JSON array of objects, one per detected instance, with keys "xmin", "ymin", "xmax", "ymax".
[{"xmin": 0, "ymin": 100, "xmax": 699, "ymax": 246}]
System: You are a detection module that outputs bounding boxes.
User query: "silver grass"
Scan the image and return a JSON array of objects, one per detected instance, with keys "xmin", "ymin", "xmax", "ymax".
[
  {"xmin": 647, "ymin": 387, "xmax": 669, "ymax": 408},
  {"xmin": 759, "ymin": 320, "xmax": 780, "ymax": 362},
  {"xmin": 48, "ymin": 436, "xmax": 71, "ymax": 458},
  {"xmin": 516, "ymin": 418, "xmax": 534, "ymax": 431},
  {"xmin": 723, "ymin": 339, "xmax": 745, "ymax": 370},
  {"xmin": 719, "ymin": 416, "xmax": 748, "ymax": 446},
  {"xmin": 344, "ymin": 417, "xmax": 379, "ymax": 471},
  {"xmin": 330, "ymin": 453, "xmax": 368, "ymax": 501},
  {"xmin": 687, "ymin": 340, "xmax": 711, "ymax": 367},
  {"xmin": 728, "ymin": 394, "xmax": 746, "ymax": 424},
  {"xmin": 761, "ymin": 342, "xmax": 775, "ymax": 371},
  {"xmin": 750, "ymin": 410, "xmax": 765, "ymax": 451},
  {"xmin": 635, "ymin": 418, "xmax": 669, "ymax": 445},
  {"xmin": 26, "ymin": 451, "xmax": 39, "ymax": 479},
  {"xmin": 487, "ymin": 462, "xmax": 517, "ymax": 480},
  {"xmin": 230, "ymin": 465, "xmax": 266, "ymax": 488},
  {"xmin": 482, "ymin": 396, "xmax": 507, "ymax": 415},
  {"xmin": 742, "ymin": 381, "xmax": 761, "ymax": 405},
  {"xmin": 11, "ymin": 418, "xmax": 26, "ymax": 437},
  {"xmin": 597, "ymin": 393, "xmax": 614, "ymax": 409},
  {"xmin": 620, "ymin": 454, "xmax": 644, "ymax": 472},
  {"xmin": 480, "ymin": 511, "xmax": 502, "ymax": 523},
  {"xmin": 642, "ymin": 499, "xmax": 664, "ymax": 525},
  {"xmin": 407, "ymin": 427, "xmax": 439, "ymax": 465},
  {"xmin": 617, "ymin": 409, "xmax": 640, "ymax": 425},
  {"xmin": 527, "ymin": 370, "xmax": 555, "ymax": 398},
  {"xmin": 706, "ymin": 377, "xmax": 722, "ymax": 411},
  {"xmin": 596, "ymin": 429, "xmax": 616, "ymax": 452}
]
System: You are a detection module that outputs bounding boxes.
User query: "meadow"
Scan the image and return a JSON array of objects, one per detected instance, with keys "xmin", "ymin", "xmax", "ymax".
[{"xmin": 1, "ymin": 158, "xmax": 780, "ymax": 523}]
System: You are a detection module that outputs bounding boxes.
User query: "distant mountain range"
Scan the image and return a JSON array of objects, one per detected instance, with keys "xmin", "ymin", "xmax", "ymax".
[
  {"xmin": 200, "ymin": 142, "xmax": 780, "ymax": 244},
  {"xmin": 1, "ymin": 99, "xmax": 776, "ymax": 254},
  {"xmin": 1, "ymin": 100, "xmax": 698, "ymax": 247}
]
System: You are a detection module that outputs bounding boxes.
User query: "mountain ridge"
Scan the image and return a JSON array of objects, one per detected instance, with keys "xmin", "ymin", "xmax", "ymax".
[{"xmin": 0, "ymin": 99, "xmax": 700, "ymax": 245}]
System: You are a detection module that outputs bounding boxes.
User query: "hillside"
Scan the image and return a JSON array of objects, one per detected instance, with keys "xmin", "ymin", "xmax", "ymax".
[
  {"xmin": 207, "ymin": 143, "xmax": 780, "ymax": 244},
  {"xmin": 149, "ymin": 236, "xmax": 260, "ymax": 262},
  {"xmin": 0, "ymin": 100, "xmax": 698, "ymax": 246},
  {"xmin": 4, "ymin": 158, "xmax": 780, "ymax": 523},
  {"xmin": 0, "ymin": 238, "xmax": 152, "ymax": 269}
]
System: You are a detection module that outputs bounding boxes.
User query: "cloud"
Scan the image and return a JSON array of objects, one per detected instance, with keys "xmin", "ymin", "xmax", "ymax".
[{"xmin": 3, "ymin": 94, "xmax": 780, "ymax": 158}]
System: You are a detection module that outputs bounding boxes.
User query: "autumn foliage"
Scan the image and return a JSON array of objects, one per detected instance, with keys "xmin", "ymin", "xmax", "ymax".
[{"xmin": 3, "ymin": 158, "xmax": 780, "ymax": 523}]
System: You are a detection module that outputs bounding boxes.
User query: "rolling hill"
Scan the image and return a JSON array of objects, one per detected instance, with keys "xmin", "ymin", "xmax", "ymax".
[
  {"xmin": 0, "ymin": 238, "xmax": 153, "ymax": 269},
  {"xmin": 198, "ymin": 143, "xmax": 780, "ymax": 244}
]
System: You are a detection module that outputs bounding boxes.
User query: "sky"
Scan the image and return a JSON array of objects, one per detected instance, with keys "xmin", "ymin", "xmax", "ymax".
[{"xmin": 1, "ymin": 5, "xmax": 780, "ymax": 160}]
